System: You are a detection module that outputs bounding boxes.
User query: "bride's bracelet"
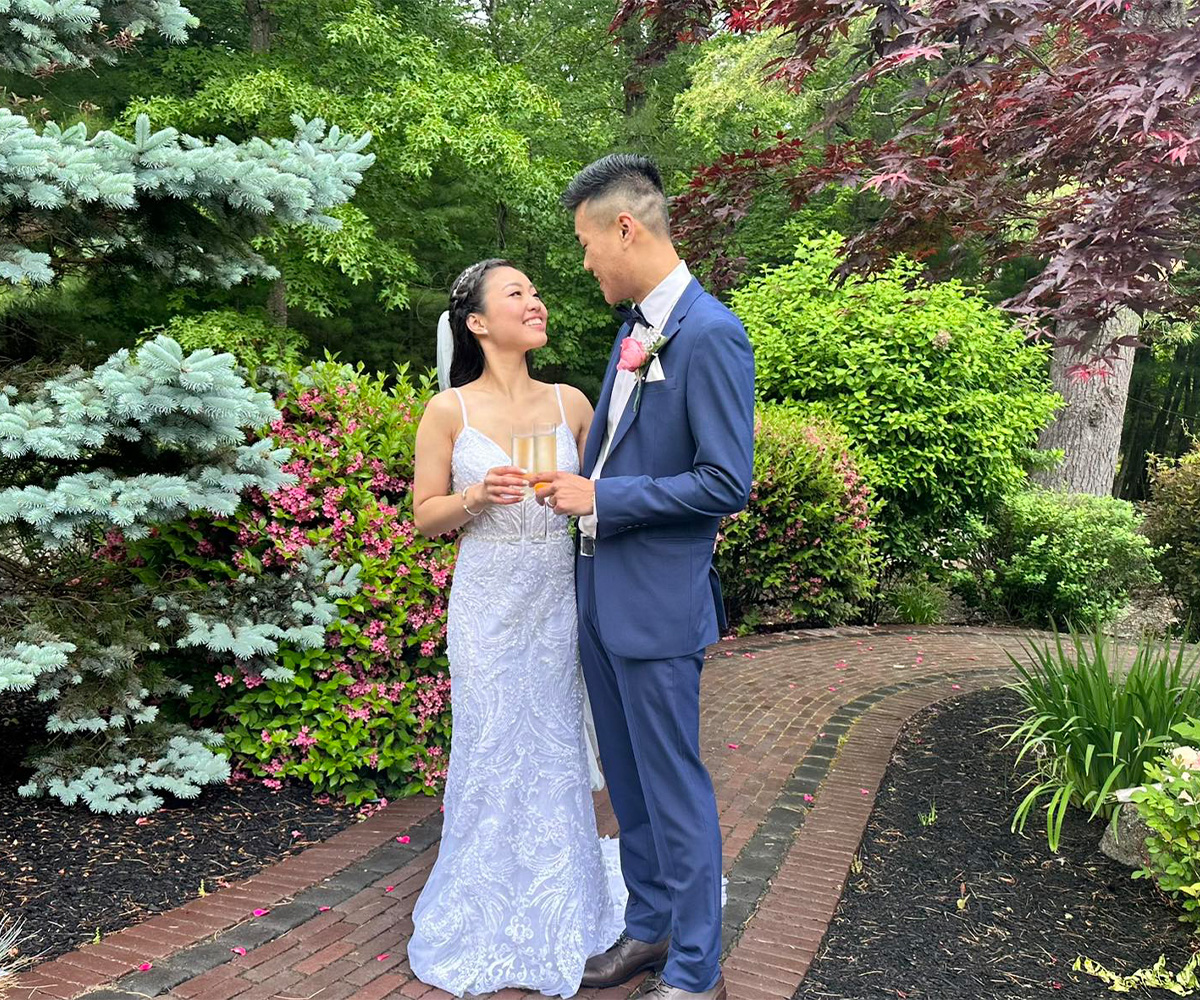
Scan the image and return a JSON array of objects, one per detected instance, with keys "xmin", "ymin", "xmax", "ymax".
[{"xmin": 461, "ymin": 486, "xmax": 485, "ymax": 517}]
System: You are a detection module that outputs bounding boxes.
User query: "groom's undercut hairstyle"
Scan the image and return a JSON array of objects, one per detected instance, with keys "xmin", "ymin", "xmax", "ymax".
[{"xmin": 562, "ymin": 153, "xmax": 671, "ymax": 237}]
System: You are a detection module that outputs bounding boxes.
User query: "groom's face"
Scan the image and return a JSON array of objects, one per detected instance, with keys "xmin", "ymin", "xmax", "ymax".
[{"xmin": 574, "ymin": 202, "xmax": 632, "ymax": 306}]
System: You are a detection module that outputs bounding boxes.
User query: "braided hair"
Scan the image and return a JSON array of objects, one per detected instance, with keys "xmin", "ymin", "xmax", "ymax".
[{"xmin": 447, "ymin": 258, "xmax": 513, "ymax": 388}]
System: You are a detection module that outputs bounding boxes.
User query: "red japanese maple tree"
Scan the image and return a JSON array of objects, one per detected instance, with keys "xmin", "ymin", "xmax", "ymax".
[{"xmin": 625, "ymin": 0, "xmax": 1200, "ymax": 359}]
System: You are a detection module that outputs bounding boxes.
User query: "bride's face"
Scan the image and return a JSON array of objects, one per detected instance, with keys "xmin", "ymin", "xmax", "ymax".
[{"xmin": 468, "ymin": 266, "xmax": 548, "ymax": 353}]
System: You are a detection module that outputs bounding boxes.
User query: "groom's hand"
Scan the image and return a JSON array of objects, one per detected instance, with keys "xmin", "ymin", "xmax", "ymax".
[{"xmin": 528, "ymin": 472, "xmax": 595, "ymax": 517}]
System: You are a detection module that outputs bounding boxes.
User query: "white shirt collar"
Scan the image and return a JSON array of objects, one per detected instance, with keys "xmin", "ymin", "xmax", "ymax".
[{"xmin": 635, "ymin": 260, "xmax": 691, "ymax": 332}]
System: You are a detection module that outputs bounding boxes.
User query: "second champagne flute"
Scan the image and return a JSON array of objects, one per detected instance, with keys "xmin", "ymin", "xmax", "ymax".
[{"xmin": 530, "ymin": 422, "xmax": 558, "ymax": 543}]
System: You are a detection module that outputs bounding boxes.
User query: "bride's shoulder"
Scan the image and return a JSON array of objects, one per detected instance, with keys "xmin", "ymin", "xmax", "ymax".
[
  {"xmin": 422, "ymin": 388, "xmax": 464, "ymax": 424},
  {"xmin": 552, "ymin": 382, "xmax": 592, "ymax": 410}
]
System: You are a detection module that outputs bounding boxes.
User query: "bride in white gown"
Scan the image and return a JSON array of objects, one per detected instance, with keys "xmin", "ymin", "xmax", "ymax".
[{"xmin": 409, "ymin": 259, "xmax": 624, "ymax": 998}]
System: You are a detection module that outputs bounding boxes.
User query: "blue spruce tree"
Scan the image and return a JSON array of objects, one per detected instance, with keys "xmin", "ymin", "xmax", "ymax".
[{"xmin": 0, "ymin": 7, "xmax": 370, "ymax": 813}]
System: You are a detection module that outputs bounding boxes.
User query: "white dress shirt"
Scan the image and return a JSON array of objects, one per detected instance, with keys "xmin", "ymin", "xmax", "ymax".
[{"xmin": 580, "ymin": 260, "xmax": 692, "ymax": 540}]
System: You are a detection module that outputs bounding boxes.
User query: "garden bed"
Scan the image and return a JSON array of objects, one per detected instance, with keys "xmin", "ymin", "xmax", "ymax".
[
  {"xmin": 798, "ymin": 688, "xmax": 1197, "ymax": 999},
  {"xmin": 0, "ymin": 695, "xmax": 362, "ymax": 965}
]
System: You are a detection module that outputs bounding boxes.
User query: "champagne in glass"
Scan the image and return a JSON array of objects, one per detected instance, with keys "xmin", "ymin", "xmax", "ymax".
[
  {"xmin": 511, "ymin": 432, "xmax": 536, "ymax": 484},
  {"xmin": 527, "ymin": 422, "xmax": 558, "ymax": 543},
  {"xmin": 510, "ymin": 428, "xmax": 534, "ymax": 544},
  {"xmin": 532, "ymin": 428, "xmax": 558, "ymax": 477}
]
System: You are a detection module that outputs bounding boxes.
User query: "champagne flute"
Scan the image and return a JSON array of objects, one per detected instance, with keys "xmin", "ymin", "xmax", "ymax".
[
  {"xmin": 511, "ymin": 427, "xmax": 534, "ymax": 544},
  {"xmin": 512, "ymin": 422, "xmax": 558, "ymax": 542}
]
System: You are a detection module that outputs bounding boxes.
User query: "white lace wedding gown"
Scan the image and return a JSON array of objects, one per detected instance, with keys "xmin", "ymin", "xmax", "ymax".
[{"xmin": 407, "ymin": 386, "xmax": 624, "ymax": 998}]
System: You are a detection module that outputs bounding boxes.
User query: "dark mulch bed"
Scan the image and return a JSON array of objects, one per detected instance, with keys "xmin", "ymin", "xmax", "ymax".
[
  {"xmin": 799, "ymin": 688, "xmax": 1198, "ymax": 1000},
  {"xmin": 0, "ymin": 695, "xmax": 361, "ymax": 965}
]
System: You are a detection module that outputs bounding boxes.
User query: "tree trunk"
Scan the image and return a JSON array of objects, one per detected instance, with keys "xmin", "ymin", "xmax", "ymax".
[
  {"xmin": 246, "ymin": 0, "xmax": 272, "ymax": 53},
  {"xmin": 620, "ymin": 18, "xmax": 652, "ymax": 116},
  {"xmin": 484, "ymin": 0, "xmax": 502, "ymax": 60},
  {"xmin": 266, "ymin": 276, "xmax": 288, "ymax": 327},
  {"xmin": 1031, "ymin": 0, "xmax": 1182, "ymax": 496},
  {"xmin": 1032, "ymin": 308, "xmax": 1140, "ymax": 495},
  {"xmin": 244, "ymin": 2, "xmax": 289, "ymax": 325}
]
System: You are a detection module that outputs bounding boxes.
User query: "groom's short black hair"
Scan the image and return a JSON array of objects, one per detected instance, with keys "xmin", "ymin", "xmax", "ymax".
[{"xmin": 562, "ymin": 153, "xmax": 671, "ymax": 236}]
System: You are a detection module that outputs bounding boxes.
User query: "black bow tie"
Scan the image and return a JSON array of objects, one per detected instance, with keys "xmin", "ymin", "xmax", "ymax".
[{"xmin": 614, "ymin": 303, "xmax": 650, "ymax": 330}]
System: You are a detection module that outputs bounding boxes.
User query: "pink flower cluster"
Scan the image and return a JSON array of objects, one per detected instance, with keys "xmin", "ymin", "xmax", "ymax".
[
  {"xmin": 92, "ymin": 528, "xmax": 127, "ymax": 562},
  {"xmin": 369, "ymin": 459, "xmax": 408, "ymax": 495},
  {"xmin": 292, "ymin": 725, "xmax": 318, "ymax": 749},
  {"xmin": 214, "ymin": 373, "xmax": 462, "ymax": 795},
  {"xmin": 414, "ymin": 673, "xmax": 451, "ymax": 727},
  {"xmin": 415, "ymin": 744, "xmax": 448, "ymax": 788}
]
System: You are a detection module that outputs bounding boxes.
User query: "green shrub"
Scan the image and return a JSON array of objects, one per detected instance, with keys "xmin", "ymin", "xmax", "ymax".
[
  {"xmin": 1144, "ymin": 444, "xmax": 1200, "ymax": 635},
  {"xmin": 715, "ymin": 405, "xmax": 879, "ymax": 631},
  {"xmin": 883, "ymin": 577, "xmax": 949, "ymax": 626},
  {"xmin": 1006, "ymin": 628, "xmax": 1200, "ymax": 851},
  {"xmin": 129, "ymin": 360, "xmax": 455, "ymax": 804},
  {"xmin": 952, "ymin": 488, "xmax": 1159, "ymax": 627},
  {"xmin": 1132, "ymin": 736, "xmax": 1200, "ymax": 924},
  {"xmin": 148, "ymin": 309, "xmax": 308, "ymax": 376},
  {"xmin": 731, "ymin": 233, "xmax": 1060, "ymax": 570}
]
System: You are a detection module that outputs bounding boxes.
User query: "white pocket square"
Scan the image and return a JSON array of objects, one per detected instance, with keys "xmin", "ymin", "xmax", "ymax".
[{"xmin": 646, "ymin": 357, "xmax": 666, "ymax": 383}]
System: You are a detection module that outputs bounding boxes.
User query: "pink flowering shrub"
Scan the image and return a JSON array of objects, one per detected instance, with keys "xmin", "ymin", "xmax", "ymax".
[
  {"xmin": 714, "ymin": 405, "xmax": 880, "ymax": 632},
  {"xmin": 131, "ymin": 361, "xmax": 455, "ymax": 803}
]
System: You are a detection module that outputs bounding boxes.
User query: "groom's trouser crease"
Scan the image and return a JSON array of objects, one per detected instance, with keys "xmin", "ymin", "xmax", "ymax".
[{"xmin": 577, "ymin": 556, "xmax": 724, "ymax": 995}]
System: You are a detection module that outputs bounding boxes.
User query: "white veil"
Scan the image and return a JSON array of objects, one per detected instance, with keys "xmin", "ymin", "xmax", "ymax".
[{"xmin": 436, "ymin": 310, "xmax": 454, "ymax": 392}]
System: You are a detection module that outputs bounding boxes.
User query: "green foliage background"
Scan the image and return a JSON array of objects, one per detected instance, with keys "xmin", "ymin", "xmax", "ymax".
[
  {"xmin": 0, "ymin": 0, "xmax": 847, "ymax": 394},
  {"xmin": 734, "ymin": 234, "xmax": 1061, "ymax": 570}
]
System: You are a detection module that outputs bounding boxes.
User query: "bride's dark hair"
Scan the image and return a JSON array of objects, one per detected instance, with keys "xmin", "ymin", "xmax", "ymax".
[{"xmin": 447, "ymin": 258, "xmax": 514, "ymax": 388}]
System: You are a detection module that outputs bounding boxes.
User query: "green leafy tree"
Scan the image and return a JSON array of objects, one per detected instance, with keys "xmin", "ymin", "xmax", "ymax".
[{"xmin": 110, "ymin": 1, "xmax": 567, "ymax": 364}]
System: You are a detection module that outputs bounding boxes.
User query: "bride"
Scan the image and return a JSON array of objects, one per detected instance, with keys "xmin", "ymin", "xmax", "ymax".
[{"xmin": 408, "ymin": 259, "xmax": 624, "ymax": 997}]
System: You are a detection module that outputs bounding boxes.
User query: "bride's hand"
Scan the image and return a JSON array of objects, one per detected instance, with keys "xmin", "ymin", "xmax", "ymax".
[{"xmin": 472, "ymin": 466, "xmax": 529, "ymax": 509}]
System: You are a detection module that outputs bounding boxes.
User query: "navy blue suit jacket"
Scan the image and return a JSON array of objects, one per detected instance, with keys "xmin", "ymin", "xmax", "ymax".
[{"xmin": 581, "ymin": 277, "xmax": 756, "ymax": 660}]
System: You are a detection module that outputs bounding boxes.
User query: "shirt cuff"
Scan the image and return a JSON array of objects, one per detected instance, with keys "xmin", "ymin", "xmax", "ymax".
[{"xmin": 579, "ymin": 496, "xmax": 598, "ymax": 538}]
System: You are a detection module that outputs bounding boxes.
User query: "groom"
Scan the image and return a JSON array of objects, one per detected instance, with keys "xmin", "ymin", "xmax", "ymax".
[{"xmin": 534, "ymin": 154, "xmax": 755, "ymax": 1000}]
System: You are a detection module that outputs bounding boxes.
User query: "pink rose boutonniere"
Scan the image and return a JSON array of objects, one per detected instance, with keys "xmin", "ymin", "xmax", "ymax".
[{"xmin": 617, "ymin": 334, "xmax": 668, "ymax": 414}]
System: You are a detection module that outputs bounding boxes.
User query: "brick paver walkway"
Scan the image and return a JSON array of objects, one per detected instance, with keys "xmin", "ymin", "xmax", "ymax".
[{"xmin": 12, "ymin": 626, "xmax": 1033, "ymax": 1000}]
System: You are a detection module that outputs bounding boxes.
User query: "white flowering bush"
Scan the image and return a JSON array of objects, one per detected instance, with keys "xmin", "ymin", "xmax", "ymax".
[{"xmin": 1133, "ymin": 726, "xmax": 1200, "ymax": 924}]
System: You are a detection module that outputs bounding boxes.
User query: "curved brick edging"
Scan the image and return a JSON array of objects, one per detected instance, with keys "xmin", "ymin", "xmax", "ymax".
[
  {"xmin": 717, "ymin": 667, "xmax": 1013, "ymax": 958},
  {"xmin": 720, "ymin": 672, "xmax": 1009, "ymax": 1000},
  {"xmin": 13, "ymin": 626, "xmax": 1034, "ymax": 1000},
  {"xmin": 11, "ymin": 797, "xmax": 443, "ymax": 1000}
]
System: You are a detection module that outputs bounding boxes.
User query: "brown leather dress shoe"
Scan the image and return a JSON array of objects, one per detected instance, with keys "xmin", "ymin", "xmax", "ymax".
[
  {"xmin": 643, "ymin": 973, "xmax": 726, "ymax": 1000},
  {"xmin": 581, "ymin": 932, "xmax": 670, "ymax": 988}
]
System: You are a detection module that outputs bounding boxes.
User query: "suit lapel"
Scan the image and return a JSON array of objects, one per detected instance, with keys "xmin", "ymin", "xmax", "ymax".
[
  {"xmin": 603, "ymin": 278, "xmax": 703, "ymax": 463},
  {"xmin": 583, "ymin": 325, "xmax": 629, "ymax": 476}
]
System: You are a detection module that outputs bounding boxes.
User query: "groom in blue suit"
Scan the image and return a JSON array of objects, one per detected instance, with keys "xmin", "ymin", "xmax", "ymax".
[{"xmin": 534, "ymin": 154, "xmax": 755, "ymax": 1000}]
